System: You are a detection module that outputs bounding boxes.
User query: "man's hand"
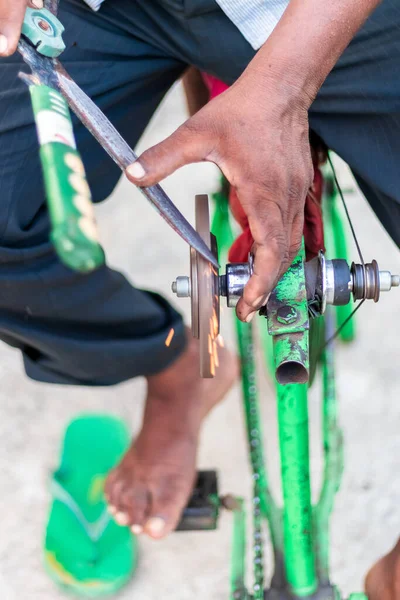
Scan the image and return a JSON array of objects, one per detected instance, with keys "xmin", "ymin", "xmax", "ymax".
[
  {"xmin": 126, "ymin": 0, "xmax": 382, "ymax": 322},
  {"xmin": 126, "ymin": 69, "xmax": 313, "ymax": 322},
  {"xmin": 0, "ymin": 0, "xmax": 43, "ymax": 57}
]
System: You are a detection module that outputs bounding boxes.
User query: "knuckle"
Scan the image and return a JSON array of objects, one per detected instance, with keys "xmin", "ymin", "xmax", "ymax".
[{"xmin": 289, "ymin": 238, "xmax": 302, "ymax": 261}]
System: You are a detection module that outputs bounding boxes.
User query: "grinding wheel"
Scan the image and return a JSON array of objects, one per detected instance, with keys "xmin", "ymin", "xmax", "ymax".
[{"xmin": 190, "ymin": 195, "xmax": 220, "ymax": 378}]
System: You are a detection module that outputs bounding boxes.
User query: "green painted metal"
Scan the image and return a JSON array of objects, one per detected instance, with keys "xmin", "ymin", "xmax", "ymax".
[
  {"xmin": 237, "ymin": 319, "xmax": 284, "ymax": 593},
  {"xmin": 273, "ymin": 332, "xmax": 309, "ymax": 385},
  {"xmin": 266, "ymin": 246, "xmax": 309, "ymax": 384},
  {"xmin": 313, "ymin": 311, "xmax": 344, "ymax": 584},
  {"xmin": 211, "ymin": 175, "xmax": 364, "ymax": 600},
  {"xmin": 322, "ymin": 164, "xmax": 355, "ymax": 342},
  {"xmin": 267, "ymin": 248, "xmax": 309, "ymax": 337},
  {"xmin": 229, "ymin": 498, "xmax": 247, "ymax": 600},
  {"xmin": 211, "ymin": 178, "xmax": 235, "ymax": 251},
  {"xmin": 30, "ymin": 85, "xmax": 105, "ymax": 273},
  {"xmin": 212, "ymin": 185, "xmax": 283, "ymax": 599},
  {"xmin": 22, "ymin": 7, "xmax": 66, "ymax": 58},
  {"xmin": 277, "ymin": 382, "xmax": 318, "ymax": 596}
]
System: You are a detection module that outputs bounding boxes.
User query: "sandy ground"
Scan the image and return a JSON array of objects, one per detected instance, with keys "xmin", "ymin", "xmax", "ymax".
[{"xmin": 0, "ymin": 83, "xmax": 399, "ymax": 600}]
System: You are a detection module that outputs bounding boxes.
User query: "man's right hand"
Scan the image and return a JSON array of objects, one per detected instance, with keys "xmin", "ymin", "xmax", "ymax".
[{"xmin": 0, "ymin": 0, "xmax": 44, "ymax": 57}]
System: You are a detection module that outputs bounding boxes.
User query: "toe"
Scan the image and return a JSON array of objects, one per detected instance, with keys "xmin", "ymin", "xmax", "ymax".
[
  {"xmin": 105, "ymin": 468, "xmax": 124, "ymax": 507},
  {"xmin": 144, "ymin": 474, "xmax": 195, "ymax": 539},
  {"xmin": 120, "ymin": 484, "xmax": 150, "ymax": 533},
  {"xmin": 105, "ymin": 468, "xmax": 132, "ymax": 526}
]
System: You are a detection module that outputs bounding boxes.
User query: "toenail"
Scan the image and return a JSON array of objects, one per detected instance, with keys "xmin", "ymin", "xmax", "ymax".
[
  {"xmin": 131, "ymin": 524, "xmax": 143, "ymax": 535},
  {"xmin": 107, "ymin": 505, "xmax": 117, "ymax": 515},
  {"xmin": 114, "ymin": 512, "xmax": 130, "ymax": 526},
  {"xmin": 146, "ymin": 517, "xmax": 166, "ymax": 537}
]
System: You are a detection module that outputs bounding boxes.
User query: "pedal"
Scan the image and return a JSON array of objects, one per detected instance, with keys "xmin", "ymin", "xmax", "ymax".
[{"xmin": 176, "ymin": 470, "xmax": 219, "ymax": 531}]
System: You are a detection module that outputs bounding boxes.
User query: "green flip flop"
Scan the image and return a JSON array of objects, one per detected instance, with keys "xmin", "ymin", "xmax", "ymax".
[{"xmin": 44, "ymin": 414, "xmax": 138, "ymax": 597}]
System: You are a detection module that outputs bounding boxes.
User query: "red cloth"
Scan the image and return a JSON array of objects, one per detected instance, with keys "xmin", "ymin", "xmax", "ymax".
[
  {"xmin": 228, "ymin": 165, "xmax": 324, "ymax": 263},
  {"xmin": 201, "ymin": 73, "xmax": 324, "ymax": 263},
  {"xmin": 202, "ymin": 73, "xmax": 229, "ymax": 99}
]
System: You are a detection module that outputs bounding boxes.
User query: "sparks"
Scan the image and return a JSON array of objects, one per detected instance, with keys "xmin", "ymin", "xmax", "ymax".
[
  {"xmin": 208, "ymin": 333, "xmax": 213, "ymax": 355},
  {"xmin": 213, "ymin": 341, "xmax": 219, "ymax": 367},
  {"xmin": 165, "ymin": 328, "xmax": 175, "ymax": 347},
  {"xmin": 210, "ymin": 355, "xmax": 216, "ymax": 377}
]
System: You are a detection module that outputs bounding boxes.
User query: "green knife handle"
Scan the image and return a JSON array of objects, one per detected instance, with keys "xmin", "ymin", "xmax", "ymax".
[{"xmin": 30, "ymin": 84, "xmax": 105, "ymax": 273}]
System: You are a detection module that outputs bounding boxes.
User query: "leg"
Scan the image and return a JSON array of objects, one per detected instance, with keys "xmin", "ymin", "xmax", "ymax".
[
  {"xmin": 0, "ymin": 0, "xmax": 238, "ymax": 538},
  {"xmin": 106, "ymin": 328, "xmax": 238, "ymax": 538},
  {"xmin": 0, "ymin": 0, "xmax": 189, "ymax": 387},
  {"xmin": 307, "ymin": 1, "xmax": 400, "ymax": 593},
  {"xmin": 365, "ymin": 539, "xmax": 400, "ymax": 600}
]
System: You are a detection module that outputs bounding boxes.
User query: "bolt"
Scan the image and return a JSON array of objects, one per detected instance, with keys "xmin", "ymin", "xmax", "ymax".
[
  {"xmin": 391, "ymin": 274, "xmax": 400, "ymax": 287},
  {"xmin": 276, "ymin": 305, "xmax": 299, "ymax": 325},
  {"xmin": 171, "ymin": 276, "xmax": 191, "ymax": 298},
  {"xmin": 38, "ymin": 19, "xmax": 51, "ymax": 32}
]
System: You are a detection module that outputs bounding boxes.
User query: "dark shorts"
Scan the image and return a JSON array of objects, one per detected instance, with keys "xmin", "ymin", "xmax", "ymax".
[{"xmin": 0, "ymin": 0, "xmax": 398, "ymax": 385}]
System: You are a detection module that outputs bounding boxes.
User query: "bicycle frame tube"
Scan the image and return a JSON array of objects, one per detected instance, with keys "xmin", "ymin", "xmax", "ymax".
[
  {"xmin": 211, "ymin": 176, "xmax": 367, "ymax": 600},
  {"xmin": 276, "ymin": 381, "xmax": 317, "ymax": 596},
  {"xmin": 313, "ymin": 310, "xmax": 344, "ymax": 584},
  {"xmin": 267, "ymin": 247, "xmax": 317, "ymax": 596}
]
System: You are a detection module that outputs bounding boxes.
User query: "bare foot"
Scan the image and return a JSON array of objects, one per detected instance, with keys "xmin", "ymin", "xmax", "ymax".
[
  {"xmin": 365, "ymin": 538, "xmax": 400, "ymax": 599},
  {"xmin": 105, "ymin": 330, "xmax": 238, "ymax": 539}
]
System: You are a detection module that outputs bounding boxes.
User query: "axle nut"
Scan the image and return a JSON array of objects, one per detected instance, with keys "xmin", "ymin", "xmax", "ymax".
[
  {"xmin": 172, "ymin": 276, "xmax": 191, "ymax": 298},
  {"xmin": 277, "ymin": 306, "xmax": 298, "ymax": 325}
]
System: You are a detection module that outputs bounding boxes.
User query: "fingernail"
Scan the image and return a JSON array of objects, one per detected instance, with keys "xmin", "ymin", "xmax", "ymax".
[
  {"xmin": 32, "ymin": 0, "xmax": 44, "ymax": 7},
  {"xmin": 245, "ymin": 313, "xmax": 255, "ymax": 323},
  {"xmin": 131, "ymin": 524, "xmax": 143, "ymax": 535},
  {"xmin": 114, "ymin": 511, "xmax": 130, "ymax": 526},
  {"xmin": 126, "ymin": 162, "xmax": 146, "ymax": 180},
  {"xmin": 262, "ymin": 293, "xmax": 271, "ymax": 307},
  {"xmin": 145, "ymin": 517, "xmax": 166, "ymax": 537},
  {"xmin": 107, "ymin": 505, "xmax": 117, "ymax": 515},
  {"xmin": 252, "ymin": 294, "xmax": 268, "ymax": 309},
  {"xmin": 0, "ymin": 35, "xmax": 8, "ymax": 55}
]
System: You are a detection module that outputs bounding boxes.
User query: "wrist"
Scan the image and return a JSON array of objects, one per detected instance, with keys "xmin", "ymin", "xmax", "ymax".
[
  {"xmin": 242, "ymin": 55, "xmax": 315, "ymax": 117},
  {"xmin": 246, "ymin": 42, "xmax": 323, "ymax": 111}
]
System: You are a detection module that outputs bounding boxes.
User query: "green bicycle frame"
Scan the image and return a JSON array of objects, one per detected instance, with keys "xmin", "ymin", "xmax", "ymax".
[{"xmin": 211, "ymin": 165, "xmax": 367, "ymax": 600}]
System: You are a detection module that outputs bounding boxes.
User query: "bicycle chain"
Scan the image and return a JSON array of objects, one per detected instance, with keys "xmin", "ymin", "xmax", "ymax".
[{"xmin": 240, "ymin": 325, "xmax": 266, "ymax": 600}]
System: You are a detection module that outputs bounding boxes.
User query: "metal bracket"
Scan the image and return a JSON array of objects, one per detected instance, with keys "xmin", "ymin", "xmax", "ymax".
[
  {"xmin": 266, "ymin": 247, "xmax": 309, "ymax": 337},
  {"xmin": 22, "ymin": 7, "xmax": 65, "ymax": 58},
  {"xmin": 263, "ymin": 244, "xmax": 310, "ymax": 385}
]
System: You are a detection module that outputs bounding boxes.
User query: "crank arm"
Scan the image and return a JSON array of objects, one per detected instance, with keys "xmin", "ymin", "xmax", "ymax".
[{"xmin": 18, "ymin": 17, "xmax": 218, "ymax": 269}]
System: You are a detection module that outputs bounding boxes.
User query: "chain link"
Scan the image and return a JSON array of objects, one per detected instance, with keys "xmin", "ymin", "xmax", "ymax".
[{"xmin": 241, "ymin": 329, "xmax": 266, "ymax": 600}]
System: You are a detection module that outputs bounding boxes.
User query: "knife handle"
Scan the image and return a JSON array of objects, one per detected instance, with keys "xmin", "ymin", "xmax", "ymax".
[{"xmin": 30, "ymin": 84, "xmax": 105, "ymax": 273}]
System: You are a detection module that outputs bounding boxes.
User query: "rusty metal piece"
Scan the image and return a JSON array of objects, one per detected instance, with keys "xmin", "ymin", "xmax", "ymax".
[
  {"xmin": 264, "ymin": 245, "xmax": 310, "ymax": 385},
  {"xmin": 266, "ymin": 249, "xmax": 309, "ymax": 337},
  {"xmin": 193, "ymin": 195, "xmax": 220, "ymax": 378},
  {"xmin": 38, "ymin": 19, "xmax": 51, "ymax": 31}
]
